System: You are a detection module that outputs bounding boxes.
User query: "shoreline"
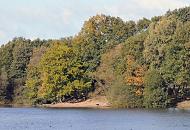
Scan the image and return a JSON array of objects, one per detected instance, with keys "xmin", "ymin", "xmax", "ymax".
[
  {"xmin": 176, "ymin": 100, "xmax": 190, "ymax": 110},
  {"xmin": 42, "ymin": 97, "xmax": 111, "ymax": 109},
  {"xmin": 1, "ymin": 99, "xmax": 190, "ymax": 110}
]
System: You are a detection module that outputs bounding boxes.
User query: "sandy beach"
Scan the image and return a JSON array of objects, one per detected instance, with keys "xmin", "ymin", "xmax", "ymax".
[
  {"xmin": 177, "ymin": 100, "xmax": 190, "ymax": 109},
  {"xmin": 43, "ymin": 96, "xmax": 111, "ymax": 109}
]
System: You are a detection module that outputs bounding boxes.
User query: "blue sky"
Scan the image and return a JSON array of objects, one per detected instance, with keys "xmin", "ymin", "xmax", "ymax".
[{"xmin": 0, "ymin": 0, "xmax": 189, "ymax": 45}]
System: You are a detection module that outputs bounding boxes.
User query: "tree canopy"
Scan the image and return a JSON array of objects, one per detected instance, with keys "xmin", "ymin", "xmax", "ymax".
[{"xmin": 0, "ymin": 7, "xmax": 190, "ymax": 108}]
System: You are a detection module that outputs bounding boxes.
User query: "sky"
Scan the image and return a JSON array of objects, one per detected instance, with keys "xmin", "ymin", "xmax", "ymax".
[{"xmin": 0, "ymin": 0, "xmax": 189, "ymax": 45}]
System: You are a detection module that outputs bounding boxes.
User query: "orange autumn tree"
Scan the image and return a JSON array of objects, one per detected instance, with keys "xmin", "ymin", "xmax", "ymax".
[
  {"xmin": 107, "ymin": 31, "xmax": 148, "ymax": 108},
  {"xmin": 122, "ymin": 31, "xmax": 148, "ymax": 93},
  {"xmin": 124, "ymin": 55, "xmax": 145, "ymax": 96},
  {"xmin": 119, "ymin": 32, "xmax": 148, "ymax": 108}
]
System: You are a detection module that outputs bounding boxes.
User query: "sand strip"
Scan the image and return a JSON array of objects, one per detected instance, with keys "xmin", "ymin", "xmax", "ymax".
[{"xmin": 43, "ymin": 97, "xmax": 111, "ymax": 109}]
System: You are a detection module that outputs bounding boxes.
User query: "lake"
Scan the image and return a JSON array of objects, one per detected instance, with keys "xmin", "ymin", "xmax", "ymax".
[{"xmin": 0, "ymin": 107, "xmax": 190, "ymax": 130}]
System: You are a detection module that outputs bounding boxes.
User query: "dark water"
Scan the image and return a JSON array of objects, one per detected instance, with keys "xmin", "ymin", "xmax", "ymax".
[{"xmin": 0, "ymin": 107, "xmax": 190, "ymax": 130}]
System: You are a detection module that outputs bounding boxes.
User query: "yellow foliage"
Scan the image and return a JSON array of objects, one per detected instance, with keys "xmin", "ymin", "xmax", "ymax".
[{"xmin": 124, "ymin": 55, "xmax": 145, "ymax": 87}]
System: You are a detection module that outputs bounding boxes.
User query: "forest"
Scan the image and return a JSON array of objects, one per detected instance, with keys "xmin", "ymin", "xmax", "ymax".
[{"xmin": 0, "ymin": 6, "xmax": 190, "ymax": 108}]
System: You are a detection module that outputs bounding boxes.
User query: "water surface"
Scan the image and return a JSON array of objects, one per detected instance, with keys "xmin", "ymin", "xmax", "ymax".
[{"xmin": 0, "ymin": 107, "xmax": 190, "ymax": 130}]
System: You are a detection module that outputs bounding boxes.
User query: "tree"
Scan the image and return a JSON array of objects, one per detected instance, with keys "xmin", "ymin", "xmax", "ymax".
[
  {"xmin": 25, "ymin": 46, "xmax": 48, "ymax": 104},
  {"xmin": 73, "ymin": 14, "xmax": 137, "ymax": 71},
  {"xmin": 0, "ymin": 67, "xmax": 9, "ymax": 103},
  {"xmin": 136, "ymin": 18, "xmax": 151, "ymax": 32},
  {"xmin": 37, "ymin": 42, "xmax": 93, "ymax": 103},
  {"xmin": 0, "ymin": 41, "xmax": 16, "ymax": 102},
  {"xmin": 95, "ymin": 44, "xmax": 123, "ymax": 86},
  {"xmin": 143, "ymin": 70, "xmax": 168, "ymax": 108},
  {"xmin": 122, "ymin": 32, "xmax": 148, "ymax": 97},
  {"xmin": 108, "ymin": 77, "xmax": 143, "ymax": 108}
]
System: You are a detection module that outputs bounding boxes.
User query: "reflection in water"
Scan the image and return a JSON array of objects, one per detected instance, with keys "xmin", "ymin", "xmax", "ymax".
[{"xmin": 0, "ymin": 107, "xmax": 190, "ymax": 130}]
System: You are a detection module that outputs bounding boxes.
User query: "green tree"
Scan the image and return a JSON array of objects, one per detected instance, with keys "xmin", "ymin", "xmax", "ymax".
[
  {"xmin": 73, "ymin": 14, "xmax": 137, "ymax": 71},
  {"xmin": 38, "ymin": 43, "xmax": 93, "ymax": 103},
  {"xmin": 143, "ymin": 70, "xmax": 168, "ymax": 108},
  {"xmin": 25, "ymin": 46, "xmax": 48, "ymax": 104},
  {"xmin": 136, "ymin": 18, "xmax": 151, "ymax": 32},
  {"xmin": 0, "ymin": 67, "xmax": 9, "ymax": 103},
  {"xmin": 108, "ymin": 77, "xmax": 143, "ymax": 108}
]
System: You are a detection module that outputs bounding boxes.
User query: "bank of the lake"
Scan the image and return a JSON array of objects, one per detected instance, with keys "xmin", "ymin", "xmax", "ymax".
[
  {"xmin": 43, "ymin": 96, "xmax": 190, "ymax": 110},
  {"xmin": 43, "ymin": 96, "xmax": 111, "ymax": 109},
  {"xmin": 2, "ymin": 96, "xmax": 190, "ymax": 110},
  {"xmin": 177, "ymin": 100, "xmax": 190, "ymax": 110},
  {"xmin": 4, "ymin": 99, "xmax": 190, "ymax": 110}
]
